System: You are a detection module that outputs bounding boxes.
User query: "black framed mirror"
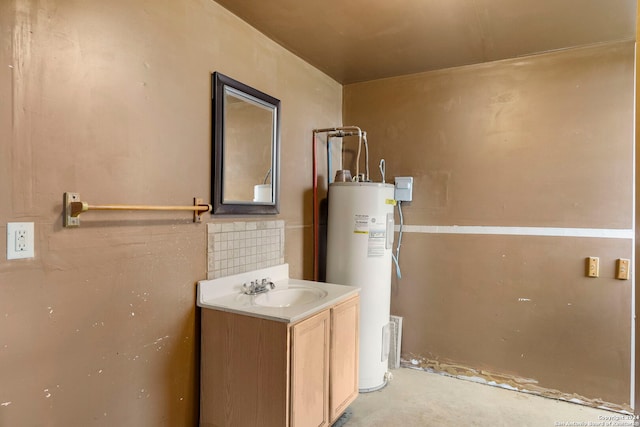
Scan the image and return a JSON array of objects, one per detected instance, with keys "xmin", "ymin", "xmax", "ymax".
[{"xmin": 211, "ymin": 72, "xmax": 280, "ymax": 214}]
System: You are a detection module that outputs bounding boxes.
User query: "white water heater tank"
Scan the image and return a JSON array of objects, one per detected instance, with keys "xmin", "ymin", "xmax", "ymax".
[{"xmin": 326, "ymin": 182, "xmax": 395, "ymax": 392}]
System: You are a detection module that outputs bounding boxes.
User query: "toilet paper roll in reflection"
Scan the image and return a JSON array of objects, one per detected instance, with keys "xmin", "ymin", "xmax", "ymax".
[{"xmin": 253, "ymin": 184, "xmax": 272, "ymax": 202}]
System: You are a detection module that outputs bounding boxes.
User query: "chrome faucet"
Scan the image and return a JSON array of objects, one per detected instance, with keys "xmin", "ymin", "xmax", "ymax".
[{"xmin": 242, "ymin": 277, "xmax": 276, "ymax": 295}]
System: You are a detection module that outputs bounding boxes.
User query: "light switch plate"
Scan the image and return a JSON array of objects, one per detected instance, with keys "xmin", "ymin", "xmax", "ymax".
[{"xmin": 7, "ymin": 222, "xmax": 34, "ymax": 260}]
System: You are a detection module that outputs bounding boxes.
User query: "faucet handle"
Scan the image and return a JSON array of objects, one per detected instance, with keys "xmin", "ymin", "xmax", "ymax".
[{"xmin": 262, "ymin": 277, "xmax": 275, "ymax": 289}]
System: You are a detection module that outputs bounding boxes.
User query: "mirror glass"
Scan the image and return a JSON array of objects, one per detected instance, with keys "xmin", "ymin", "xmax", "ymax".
[{"xmin": 212, "ymin": 72, "xmax": 280, "ymax": 214}]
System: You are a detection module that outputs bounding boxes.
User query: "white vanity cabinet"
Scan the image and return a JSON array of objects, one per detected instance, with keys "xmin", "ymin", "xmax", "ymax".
[{"xmin": 200, "ymin": 294, "xmax": 359, "ymax": 427}]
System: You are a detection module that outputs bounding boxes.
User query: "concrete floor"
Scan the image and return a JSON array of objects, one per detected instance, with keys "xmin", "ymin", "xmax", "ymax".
[{"xmin": 346, "ymin": 368, "xmax": 622, "ymax": 427}]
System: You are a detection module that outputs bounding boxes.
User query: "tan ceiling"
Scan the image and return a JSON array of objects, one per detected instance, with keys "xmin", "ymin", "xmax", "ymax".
[{"xmin": 214, "ymin": 0, "xmax": 636, "ymax": 84}]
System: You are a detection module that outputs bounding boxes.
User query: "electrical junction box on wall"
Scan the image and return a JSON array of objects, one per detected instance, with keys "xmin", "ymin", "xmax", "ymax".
[{"xmin": 394, "ymin": 177, "xmax": 413, "ymax": 202}]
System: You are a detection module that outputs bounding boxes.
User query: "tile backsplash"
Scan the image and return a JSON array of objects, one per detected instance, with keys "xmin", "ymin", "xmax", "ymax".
[{"xmin": 207, "ymin": 220, "xmax": 285, "ymax": 279}]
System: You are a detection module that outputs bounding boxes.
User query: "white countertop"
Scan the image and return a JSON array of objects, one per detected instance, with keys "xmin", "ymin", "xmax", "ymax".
[{"xmin": 197, "ymin": 264, "xmax": 359, "ymax": 323}]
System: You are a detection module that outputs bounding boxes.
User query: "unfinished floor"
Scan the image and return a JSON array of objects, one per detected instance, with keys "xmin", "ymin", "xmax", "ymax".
[{"xmin": 346, "ymin": 368, "xmax": 625, "ymax": 426}]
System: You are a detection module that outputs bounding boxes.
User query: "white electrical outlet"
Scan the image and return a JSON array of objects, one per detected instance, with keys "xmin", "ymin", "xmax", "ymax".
[
  {"xmin": 16, "ymin": 229, "xmax": 27, "ymax": 251},
  {"xmin": 7, "ymin": 222, "xmax": 34, "ymax": 260}
]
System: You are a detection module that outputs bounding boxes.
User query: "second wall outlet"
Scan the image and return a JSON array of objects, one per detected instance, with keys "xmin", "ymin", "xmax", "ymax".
[
  {"xmin": 586, "ymin": 257, "xmax": 599, "ymax": 278},
  {"xmin": 616, "ymin": 258, "xmax": 630, "ymax": 280}
]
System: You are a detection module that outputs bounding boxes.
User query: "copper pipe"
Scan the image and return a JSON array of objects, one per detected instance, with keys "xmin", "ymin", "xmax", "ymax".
[{"xmin": 312, "ymin": 132, "xmax": 319, "ymax": 281}]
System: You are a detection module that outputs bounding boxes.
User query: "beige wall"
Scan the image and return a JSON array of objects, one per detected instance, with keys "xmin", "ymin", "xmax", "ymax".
[
  {"xmin": 0, "ymin": 0, "xmax": 341, "ymax": 425},
  {"xmin": 1, "ymin": 0, "xmax": 633, "ymax": 422},
  {"xmin": 344, "ymin": 41, "xmax": 634, "ymax": 407}
]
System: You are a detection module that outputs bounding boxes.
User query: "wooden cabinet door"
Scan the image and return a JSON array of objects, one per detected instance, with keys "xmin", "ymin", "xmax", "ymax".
[
  {"xmin": 329, "ymin": 295, "xmax": 360, "ymax": 423},
  {"xmin": 200, "ymin": 309, "xmax": 289, "ymax": 427},
  {"xmin": 290, "ymin": 309, "xmax": 330, "ymax": 427}
]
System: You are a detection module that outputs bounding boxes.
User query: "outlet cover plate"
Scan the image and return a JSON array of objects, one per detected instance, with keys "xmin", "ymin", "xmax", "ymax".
[
  {"xmin": 616, "ymin": 258, "xmax": 630, "ymax": 280},
  {"xmin": 586, "ymin": 256, "xmax": 599, "ymax": 278},
  {"xmin": 7, "ymin": 222, "xmax": 34, "ymax": 260}
]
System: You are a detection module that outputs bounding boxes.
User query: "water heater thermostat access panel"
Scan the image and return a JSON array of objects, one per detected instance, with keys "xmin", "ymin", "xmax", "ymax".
[{"xmin": 394, "ymin": 177, "xmax": 413, "ymax": 202}]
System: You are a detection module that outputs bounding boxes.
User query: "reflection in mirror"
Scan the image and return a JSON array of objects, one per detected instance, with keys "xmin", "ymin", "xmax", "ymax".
[
  {"xmin": 212, "ymin": 72, "xmax": 280, "ymax": 214},
  {"xmin": 223, "ymin": 87, "xmax": 273, "ymax": 203}
]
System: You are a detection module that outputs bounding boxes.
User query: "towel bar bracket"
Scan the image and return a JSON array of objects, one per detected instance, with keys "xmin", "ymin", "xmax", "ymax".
[
  {"xmin": 193, "ymin": 198, "xmax": 206, "ymax": 223},
  {"xmin": 64, "ymin": 192, "xmax": 81, "ymax": 228}
]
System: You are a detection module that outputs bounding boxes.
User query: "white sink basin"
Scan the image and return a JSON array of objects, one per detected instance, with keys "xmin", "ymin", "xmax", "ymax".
[
  {"xmin": 197, "ymin": 264, "xmax": 359, "ymax": 323},
  {"xmin": 254, "ymin": 287, "xmax": 328, "ymax": 308}
]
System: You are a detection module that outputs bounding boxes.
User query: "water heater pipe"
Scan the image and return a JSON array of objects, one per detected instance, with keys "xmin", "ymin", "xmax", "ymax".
[
  {"xmin": 361, "ymin": 131, "xmax": 370, "ymax": 181},
  {"xmin": 312, "ymin": 126, "xmax": 362, "ymax": 280}
]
